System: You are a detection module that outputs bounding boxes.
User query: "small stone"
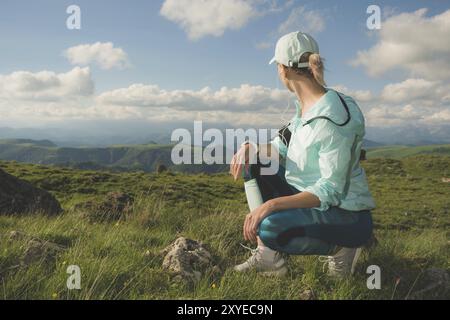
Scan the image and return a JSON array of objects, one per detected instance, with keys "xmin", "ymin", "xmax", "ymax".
[
  {"xmin": 161, "ymin": 237, "xmax": 216, "ymax": 283},
  {"xmin": 7, "ymin": 230, "xmax": 65, "ymax": 266},
  {"xmin": 299, "ymin": 289, "xmax": 316, "ymax": 300},
  {"xmin": 77, "ymin": 191, "xmax": 134, "ymax": 222}
]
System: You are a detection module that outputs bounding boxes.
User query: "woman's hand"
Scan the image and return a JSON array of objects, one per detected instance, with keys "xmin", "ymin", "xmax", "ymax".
[
  {"xmin": 243, "ymin": 201, "xmax": 274, "ymax": 243},
  {"xmin": 230, "ymin": 144, "xmax": 254, "ymax": 181}
]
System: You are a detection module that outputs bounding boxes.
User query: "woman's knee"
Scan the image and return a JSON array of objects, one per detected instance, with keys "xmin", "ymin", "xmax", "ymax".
[{"xmin": 258, "ymin": 211, "xmax": 305, "ymax": 250}]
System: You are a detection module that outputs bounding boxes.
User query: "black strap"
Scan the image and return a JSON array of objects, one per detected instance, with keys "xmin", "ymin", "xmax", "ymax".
[
  {"xmin": 302, "ymin": 93, "xmax": 351, "ymax": 127},
  {"xmin": 277, "ymin": 92, "xmax": 351, "ymax": 147},
  {"xmin": 278, "ymin": 123, "xmax": 292, "ymax": 147}
]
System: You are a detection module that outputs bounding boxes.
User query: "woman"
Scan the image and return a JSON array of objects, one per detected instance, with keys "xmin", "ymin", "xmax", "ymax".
[{"xmin": 229, "ymin": 31, "xmax": 376, "ymax": 278}]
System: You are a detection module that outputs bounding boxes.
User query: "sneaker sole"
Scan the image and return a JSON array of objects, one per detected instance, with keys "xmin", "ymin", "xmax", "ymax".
[{"xmin": 260, "ymin": 266, "xmax": 288, "ymax": 277}]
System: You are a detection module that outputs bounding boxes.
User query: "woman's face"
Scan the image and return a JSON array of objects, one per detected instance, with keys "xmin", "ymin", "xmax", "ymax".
[{"xmin": 277, "ymin": 63, "xmax": 294, "ymax": 92}]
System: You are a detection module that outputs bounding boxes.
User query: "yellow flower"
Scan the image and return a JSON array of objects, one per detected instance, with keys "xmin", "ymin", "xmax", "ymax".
[
  {"xmin": 211, "ymin": 283, "xmax": 216, "ymax": 289},
  {"xmin": 115, "ymin": 222, "xmax": 120, "ymax": 227},
  {"xmin": 52, "ymin": 293, "xmax": 58, "ymax": 299},
  {"xmin": 62, "ymin": 261, "xmax": 67, "ymax": 265}
]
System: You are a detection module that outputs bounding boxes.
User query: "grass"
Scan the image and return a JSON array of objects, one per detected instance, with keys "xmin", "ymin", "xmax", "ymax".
[{"xmin": 0, "ymin": 155, "xmax": 449, "ymax": 300}]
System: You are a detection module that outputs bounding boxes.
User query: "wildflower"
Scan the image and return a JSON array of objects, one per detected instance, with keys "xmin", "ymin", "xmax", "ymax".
[
  {"xmin": 52, "ymin": 293, "xmax": 58, "ymax": 299},
  {"xmin": 211, "ymin": 283, "xmax": 216, "ymax": 289}
]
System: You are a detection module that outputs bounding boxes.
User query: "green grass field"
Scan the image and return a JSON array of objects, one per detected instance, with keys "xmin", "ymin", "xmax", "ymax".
[{"xmin": 0, "ymin": 155, "xmax": 449, "ymax": 300}]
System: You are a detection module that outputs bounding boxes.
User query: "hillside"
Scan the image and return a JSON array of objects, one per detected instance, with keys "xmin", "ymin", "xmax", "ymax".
[
  {"xmin": 0, "ymin": 139, "xmax": 57, "ymax": 148},
  {"xmin": 0, "ymin": 138, "xmax": 386, "ymax": 174},
  {"xmin": 0, "ymin": 138, "xmax": 449, "ymax": 178},
  {"xmin": 366, "ymin": 144, "xmax": 450, "ymax": 159},
  {"xmin": 0, "ymin": 155, "xmax": 449, "ymax": 299},
  {"xmin": 0, "ymin": 139, "xmax": 228, "ymax": 173}
]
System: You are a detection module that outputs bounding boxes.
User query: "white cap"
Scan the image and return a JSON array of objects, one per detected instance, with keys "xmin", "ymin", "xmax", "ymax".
[{"xmin": 269, "ymin": 31, "xmax": 319, "ymax": 67}]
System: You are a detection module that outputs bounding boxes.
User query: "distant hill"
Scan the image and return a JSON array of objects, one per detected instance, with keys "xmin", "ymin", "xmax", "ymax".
[
  {"xmin": 0, "ymin": 138, "xmax": 57, "ymax": 148},
  {"xmin": 362, "ymin": 139, "xmax": 383, "ymax": 148},
  {"xmin": 0, "ymin": 139, "xmax": 226, "ymax": 173},
  {"xmin": 2, "ymin": 138, "xmax": 449, "ymax": 173},
  {"xmin": 366, "ymin": 144, "xmax": 450, "ymax": 159}
]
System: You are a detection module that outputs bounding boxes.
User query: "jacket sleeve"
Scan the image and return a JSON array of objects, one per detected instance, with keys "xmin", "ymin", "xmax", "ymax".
[{"xmin": 304, "ymin": 121, "xmax": 355, "ymax": 211}]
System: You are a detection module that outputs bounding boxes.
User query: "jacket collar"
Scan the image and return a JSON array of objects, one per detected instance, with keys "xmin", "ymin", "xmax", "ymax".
[{"xmin": 295, "ymin": 89, "xmax": 349, "ymax": 126}]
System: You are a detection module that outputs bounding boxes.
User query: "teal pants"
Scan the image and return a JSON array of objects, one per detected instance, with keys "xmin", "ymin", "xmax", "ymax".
[{"xmin": 246, "ymin": 164, "xmax": 373, "ymax": 255}]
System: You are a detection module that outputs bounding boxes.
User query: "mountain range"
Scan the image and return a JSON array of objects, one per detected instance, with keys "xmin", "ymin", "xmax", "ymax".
[{"xmin": 1, "ymin": 138, "xmax": 449, "ymax": 174}]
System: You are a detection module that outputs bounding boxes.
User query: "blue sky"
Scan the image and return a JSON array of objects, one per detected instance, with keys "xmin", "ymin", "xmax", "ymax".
[
  {"xmin": 1, "ymin": 0, "xmax": 447, "ymax": 91},
  {"xmin": 0, "ymin": 0, "xmax": 449, "ymax": 144}
]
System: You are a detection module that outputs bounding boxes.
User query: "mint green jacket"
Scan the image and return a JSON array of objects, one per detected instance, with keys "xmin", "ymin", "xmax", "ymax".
[{"xmin": 271, "ymin": 89, "xmax": 376, "ymax": 212}]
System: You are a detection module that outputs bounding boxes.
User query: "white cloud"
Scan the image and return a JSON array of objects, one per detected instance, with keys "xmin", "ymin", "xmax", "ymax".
[
  {"xmin": 96, "ymin": 83, "xmax": 291, "ymax": 111},
  {"xmin": 160, "ymin": 0, "xmax": 255, "ymax": 40},
  {"xmin": 256, "ymin": 5, "xmax": 326, "ymax": 51},
  {"xmin": 366, "ymin": 104, "xmax": 425, "ymax": 126},
  {"xmin": 93, "ymin": 78, "xmax": 449, "ymax": 129},
  {"xmin": 352, "ymin": 9, "xmax": 450, "ymax": 132},
  {"xmin": 0, "ymin": 65, "xmax": 295, "ymax": 127},
  {"xmin": 330, "ymin": 85, "xmax": 374, "ymax": 103},
  {"xmin": 380, "ymin": 78, "xmax": 437, "ymax": 104},
  {"xmin": 426, "ymin": 109, "xmax": 450, "ymax": 123},
  {"xmin": 352, "ymin": 8, "xmax": 450, "ymax": 80},
  {"xmin": 278, "ymin": 6, "xmax": 325, "ymax": 35},
  {"xmin": 159, "ymin": 0, "xmax": 288, "ymax": 41},
  {"xmin": 331, "ymin": 76, "xmax": 450, "ymax": 129},
  {"xmin": 1, "ymin": 65, "xmax": 449, "ymax": 142},
  {"xmin": 0, "ymin": 67, "xmax": 94, "ymax": 101},
  {"xmin": 64, "ymin": 42, "xmax": 130, "ymax": 70}
]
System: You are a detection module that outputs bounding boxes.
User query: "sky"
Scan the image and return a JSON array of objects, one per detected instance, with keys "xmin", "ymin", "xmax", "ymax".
[{"xmin": 0, "ymin": 0, "xmax": 449, "ymax": 145}]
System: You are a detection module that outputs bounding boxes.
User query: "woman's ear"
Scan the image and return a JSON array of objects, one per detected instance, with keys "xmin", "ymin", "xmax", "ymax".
[{"xmin": 278, "ymin": 64, "xmax": 289, "ymax": 78}]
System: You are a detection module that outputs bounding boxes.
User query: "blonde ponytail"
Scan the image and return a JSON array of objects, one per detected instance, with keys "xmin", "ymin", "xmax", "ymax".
[
  {"xmin": 292, "ymin": 52, "xmax": 326, "ymax": 86},
  {"xmin": 308, "ymin": 53, "xmax": 326, "ymax": 86}
]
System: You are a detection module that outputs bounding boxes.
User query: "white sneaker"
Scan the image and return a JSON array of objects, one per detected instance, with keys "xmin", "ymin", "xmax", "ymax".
[
  {"xmin": 320, "ymin": 247, "xmax": 363, "ymax": 278},
  {"xmin": 233, "ymin": 244, "xmax": 288, "ymax": 277}
]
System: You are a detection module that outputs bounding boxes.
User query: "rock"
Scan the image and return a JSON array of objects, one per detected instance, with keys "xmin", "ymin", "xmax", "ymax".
[
  {"xmin": 299, "ymin": 289, "xmax": 316, "ymax": 300},
  {"xmin": 77, "ymin": 191, "xmax": 134, "ymax": 222},
  {"xmin": 22, "ymin": 240, "xmax": 64, "ymax": 265},
  {"xmin": 7, "ymin": 230, "xmax": 65, "ymax": 266},
  {"xmin": 0, "ymin": 168, "xmax": 62, "ymax": 216},
  {"xmin": 410, "ymin": 268, "xmax": 450, "ymax": 299},
  {"xmin": 161, "ymin": 237, "xmax": 215, "ymax": 283}
]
